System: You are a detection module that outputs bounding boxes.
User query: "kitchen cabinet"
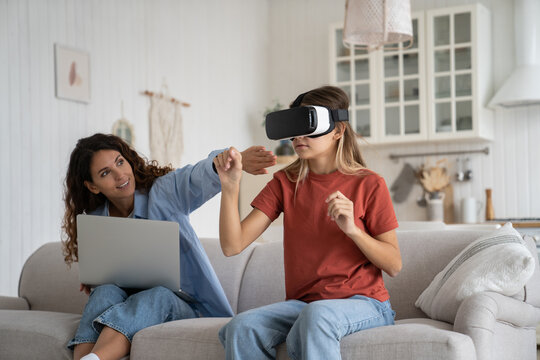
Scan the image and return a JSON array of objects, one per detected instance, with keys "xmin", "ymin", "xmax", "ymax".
[
  {"xmin": 329, "ymin": 25, "xmax": 379, "ymax": 141},
  {"xmin": 329, "ymin": 4, "xmax": 493, "ymax": 144},
  {"xmin": 426, "ymin": 4, "xmax": 493, "ymax": 141}
]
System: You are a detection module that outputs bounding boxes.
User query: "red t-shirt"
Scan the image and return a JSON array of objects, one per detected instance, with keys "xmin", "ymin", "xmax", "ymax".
[{"xmin": 251, "ymin": 169, "xmax": 398, "ymax": 303}]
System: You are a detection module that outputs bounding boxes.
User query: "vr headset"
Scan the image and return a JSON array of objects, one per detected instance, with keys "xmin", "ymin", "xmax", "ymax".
[{"xmin": 265, "ymin": 93, "xmax": 349, "ymax": 140}]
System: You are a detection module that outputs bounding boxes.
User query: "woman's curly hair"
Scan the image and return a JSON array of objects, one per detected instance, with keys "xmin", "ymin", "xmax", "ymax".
[{"xmin": 61, "ymin": 133, "xmax": 173, "ymax": 265}]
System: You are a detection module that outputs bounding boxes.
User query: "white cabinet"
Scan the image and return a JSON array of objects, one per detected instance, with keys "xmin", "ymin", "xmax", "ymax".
[
  {"xmin": 329, "ymin": 4, "xmax": 493, "ymax": 144},
  {"xmin": 426, "ymin": 4, "xmax": 493, "ymax": 141},
  {"xmin": 329, "ymin": 25, "xmax": 378, "ymax": 142}
]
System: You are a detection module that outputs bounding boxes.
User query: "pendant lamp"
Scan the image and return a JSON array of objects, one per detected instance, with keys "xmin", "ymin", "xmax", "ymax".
[{"xmin": 343, "ymin": 0, "xmax": 413, "ymax": 51}]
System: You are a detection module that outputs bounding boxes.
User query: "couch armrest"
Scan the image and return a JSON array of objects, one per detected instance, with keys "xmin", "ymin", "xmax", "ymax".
[
  {"xmin": 454, "ymin": 291, "xmax": 540, "ymax": 360},
  {"xmin": 0, "ymin": 296, "xmax": 30, "ymax": 310}
]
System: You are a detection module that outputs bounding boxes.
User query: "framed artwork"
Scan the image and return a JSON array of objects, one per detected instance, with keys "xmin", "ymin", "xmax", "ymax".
[{"xmin": 54, "ymin": 44, "xmax": 91, "ymax": 103}]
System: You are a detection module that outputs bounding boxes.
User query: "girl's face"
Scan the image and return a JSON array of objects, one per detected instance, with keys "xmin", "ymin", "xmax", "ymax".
[
  {"xmin": 84, "ymin": 149, "xmax": 136, "ymax": 202},
  {"xmin": 292, "ymin": 128, "xmax": 341, "ymax": 160}
]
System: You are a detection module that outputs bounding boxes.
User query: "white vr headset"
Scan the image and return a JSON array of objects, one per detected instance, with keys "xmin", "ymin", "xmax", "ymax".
[{"xmin": 265, "ymin": 106, "xmax": 349, "ymax": 140}]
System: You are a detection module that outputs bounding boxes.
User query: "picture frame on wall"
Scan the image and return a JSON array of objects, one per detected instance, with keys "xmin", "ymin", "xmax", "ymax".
[{"xmin": 54, "ymin": 44, "xmax": 91, "ymax": 103}]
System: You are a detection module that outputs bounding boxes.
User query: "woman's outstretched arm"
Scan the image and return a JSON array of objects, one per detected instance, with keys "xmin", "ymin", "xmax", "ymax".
[{"xmin": 214, "ymin": 147, "xmax": 272, "ymax": 256}]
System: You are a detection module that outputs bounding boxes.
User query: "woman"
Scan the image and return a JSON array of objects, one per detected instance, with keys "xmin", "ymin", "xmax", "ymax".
[
  {"xmin": 62, "ymin": 133, "xmax": 275, "ymax": 360},
  {"xmin": 214, "ymin": 86, "xmax": 401, "ymax": 360}
]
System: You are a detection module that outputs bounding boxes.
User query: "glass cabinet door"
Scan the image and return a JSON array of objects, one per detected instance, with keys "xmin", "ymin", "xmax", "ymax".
[
  {"xmin": 330, "ymin": 26, "xmax": 376, "ymax": 139},
  {"xmin": 380, "ymin": 14, "xmax": 425, "ymax": 141},
  {"xmin": 429, "ymin": 9, "xmax": 474, "ymax": 135}
]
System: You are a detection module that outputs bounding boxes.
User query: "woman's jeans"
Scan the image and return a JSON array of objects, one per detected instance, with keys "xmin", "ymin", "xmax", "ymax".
[
  {"xmin": 67, "ymin": 284, "xmax": 198, "ymax": 349},
  {"xmin": 219, "ymin": 295, "xmax": 395, "ymax": 360}
]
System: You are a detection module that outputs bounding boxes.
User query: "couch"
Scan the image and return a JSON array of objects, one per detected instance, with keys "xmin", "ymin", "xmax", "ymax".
[{"xmin": 1, "ymin": 230, "xmax": 540, "ymax": 359}]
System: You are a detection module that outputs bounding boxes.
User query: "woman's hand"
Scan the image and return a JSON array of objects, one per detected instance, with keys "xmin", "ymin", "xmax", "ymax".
[
  {"xmin": 326, "ymin": 191, "xmax": 358, "ymax": 236},
  {"xmin": 214, "ymin": 147, "xmax": 243, "ymax": 189},
  {"xmin": 241, "ymin": 146, "xmax": 276, "ymax": 175},
  {"xmin": 79, "ymin": 283, "xmax": 91, "ymax": 295}
]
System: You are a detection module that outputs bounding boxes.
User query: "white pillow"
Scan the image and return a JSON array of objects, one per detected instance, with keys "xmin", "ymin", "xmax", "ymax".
[{"xmin": 415, "ymin": 223, "xmax": 535, "ymax": 323}]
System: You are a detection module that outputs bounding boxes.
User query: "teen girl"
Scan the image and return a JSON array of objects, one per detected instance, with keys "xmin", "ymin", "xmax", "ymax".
[
  {"xmin": 214, "ymin": 86, "xmax": 402, "ymax": 360},
  {"xmin": 62, "ymin": 133, "xmax": 275, "ymax": 360}
]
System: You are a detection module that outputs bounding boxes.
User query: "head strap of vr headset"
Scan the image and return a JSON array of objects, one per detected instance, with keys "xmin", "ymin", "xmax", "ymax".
[{"xmin": 291, "ymin": 92, "xmax": 349, "ymax": 123}]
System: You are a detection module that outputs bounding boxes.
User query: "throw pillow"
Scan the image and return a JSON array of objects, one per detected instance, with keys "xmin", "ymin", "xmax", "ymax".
[{"xmin": 415, "ymin": 223, "xmax": 535, "ymax": 323}]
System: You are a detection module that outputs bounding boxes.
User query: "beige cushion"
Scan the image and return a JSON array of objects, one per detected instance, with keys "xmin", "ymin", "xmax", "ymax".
[
  {"xmin": 131, "ymin": 317, "xmax": 229, "ymax": 360},
  {"xmin": 0, "ymin": 310, "xmax": 80, "ymax": 360},
  {"xmin": 19, "ymin": 242, "xmax": 88, "ymax": 314}
]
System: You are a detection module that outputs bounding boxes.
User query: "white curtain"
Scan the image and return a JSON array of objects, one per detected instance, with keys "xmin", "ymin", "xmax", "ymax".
[{"xmin": 148, "ymin": 94, "xmax": 184, "ymax": 168}]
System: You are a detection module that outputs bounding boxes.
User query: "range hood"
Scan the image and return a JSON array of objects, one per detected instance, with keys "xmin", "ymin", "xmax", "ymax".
[{"xmin": 489, "ymin": 0, "xmax": 540, "ymax": 108}]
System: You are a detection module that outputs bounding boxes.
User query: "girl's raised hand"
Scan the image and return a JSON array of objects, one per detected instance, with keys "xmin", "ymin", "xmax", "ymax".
[
  {"xmin": 326, "ymin": 191, "xmax": 358, "ymax": 236},
  {"xmin": 214, "ymin": 147, "xmax": 243, "ymax": 188}
]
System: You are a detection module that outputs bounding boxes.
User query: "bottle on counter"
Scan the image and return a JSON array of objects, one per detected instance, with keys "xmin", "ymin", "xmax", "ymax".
[{"xmin": 485, "ymin": 188, "xmax": 495, "ymax": 221}]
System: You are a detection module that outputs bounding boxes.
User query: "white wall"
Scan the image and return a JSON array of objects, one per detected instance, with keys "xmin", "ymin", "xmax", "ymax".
[
  {"xmin": 0, "ymin": 0, "xmax": 269, "ymax": 296},
  {"xmin": 267, "ymin": 0, "xmax": 540, "ymax": 222}
]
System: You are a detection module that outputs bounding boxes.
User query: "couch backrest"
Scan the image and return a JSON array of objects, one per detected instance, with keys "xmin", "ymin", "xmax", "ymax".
[
  {"xmin": 20, "ymin": 231, "xmax": 540, "ymax": 320},
  {"xmin": 204, "ymin": 230, "xmax": 540, "ymax": 320},
  {"xmin": 19, "ymin": 242, "xmax": 88, "ymax": 314}
]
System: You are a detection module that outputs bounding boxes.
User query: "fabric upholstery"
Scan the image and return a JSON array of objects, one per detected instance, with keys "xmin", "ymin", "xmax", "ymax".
[
  {"xmin": 2, "ymin": 228, "xmax": 540, "ymax": 360},
  {"xmin": 236, "ymin": 240, "xmax": 286, "ymax": 313},
  {"xmin": 131, "ymin": 317, "xmax": 229, "ymax": 359},
  {"xmin": 415, "ymin": 224, "xmax": 535, "ymax": 323},
  {"xmin": 19, "ymin": 242, "xmax": 88, "ymax": 314},
  {"xmin": 200, "ymin": 238, "xmax": 256, "ymax": 314},
  {"xmin": 0, "ymin": 295, "xmax": 29, "ymax": 310},
  {"xmin": 0, "ymin": 310, "xmax": 80, "ymax": 360},
  {"xmin": 454, "ymin": 291, "xmax": 540, "ymax": 360},
  {"xmin": 274, "ymin": 318, "xmax": 474, "ymax": 360}
]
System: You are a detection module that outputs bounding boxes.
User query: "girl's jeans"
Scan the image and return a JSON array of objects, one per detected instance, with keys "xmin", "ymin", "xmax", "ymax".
[
  {"xmin": 219, "ymin": 295, "xmax": 395, "ymax": 360},
  {"xmin": 67, "ymin": 284, "xmax": 198, "ymax": 349}
]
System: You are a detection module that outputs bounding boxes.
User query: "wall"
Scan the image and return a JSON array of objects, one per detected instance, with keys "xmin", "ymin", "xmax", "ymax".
[
  {"xmin": 267, "ymin": 0, "xmax": 540, "ymax": 222},
  {"xmin": 0, "ymin": 0, "xmax": 269, "ymax": 296}
]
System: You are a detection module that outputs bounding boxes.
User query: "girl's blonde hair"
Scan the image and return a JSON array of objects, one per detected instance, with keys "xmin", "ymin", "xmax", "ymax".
[{"xmin": 283, "ymin": 86, "xmax": 367, "ymax": 185}]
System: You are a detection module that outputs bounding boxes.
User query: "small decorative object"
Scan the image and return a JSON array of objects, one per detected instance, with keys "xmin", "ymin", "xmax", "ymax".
[
  {"xmin": 142, "ymin": 82, "xmax": 190, "ymax": 168},
  {"xmin": 485, "ymin": 188, "xmax": 495, "ymax": 221},
  {"xmin": 54, "ymin": 44, "xmax": 90, "ymax": 103},
  {"xmin": 417, "ymin": 160, "xmax": 451, "ymax": 222},
  {"xmin": 112, "ymin": 101, "xmax": 134, "ymax": 146},
  {"xmin": 342, "ymin": 0, "xmax": 413, "ymax": 51}
]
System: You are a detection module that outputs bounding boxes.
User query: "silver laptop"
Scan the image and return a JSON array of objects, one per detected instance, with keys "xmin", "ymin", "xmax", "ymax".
[{"xmin": 77, "ymin": 214, "xmax": 184, "ymax": 297}]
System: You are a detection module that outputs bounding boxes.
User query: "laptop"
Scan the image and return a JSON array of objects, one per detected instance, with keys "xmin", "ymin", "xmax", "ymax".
[{"xmin": 77, "ymin": 214, "xmax": 192, "ymax": 300}]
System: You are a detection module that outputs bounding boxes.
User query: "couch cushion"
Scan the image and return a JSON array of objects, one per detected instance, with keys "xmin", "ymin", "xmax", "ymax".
[
  {"xmin": 384, "ymin": 230, "xmax": 490, "ymax": 320},
  {"xmin": 130, "ymin": 317, "xmax": 229, "ymax": 359},
  {"xmin": 0, "ymin": 310, "xmax": 80, "ymax": 360},
  {"xmin": 131, "ymin": 316, "xmax": 474, "ymax": 360},
  {"xmin": 415, "ymin": 224, "xmax": 535, "ymax": 323},
  {"xmin": 275, "ymin": 318, "xmax": 474, "ymax": 360},
  {"xmin": 19, "ymin": 242, "xmax": 88, "ymax": 314},
  {"xmin": 200, "ymin": 238, "xmax": 256, "ymax": 314},
  {"xmin": 236, "ymin": 241, "xmax": 286, "ymax": 313}
]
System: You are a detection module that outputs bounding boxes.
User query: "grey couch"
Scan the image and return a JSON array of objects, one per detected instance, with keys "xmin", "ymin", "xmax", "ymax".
[{"xmin": 1, "ymin": 230, "xmax": 540, "ymax": 359}]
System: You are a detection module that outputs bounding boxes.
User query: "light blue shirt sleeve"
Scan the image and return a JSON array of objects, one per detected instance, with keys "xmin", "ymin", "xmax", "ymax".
[{"xmin": 154, "ymin": 150, "xmax": 223, "ymax": 214}]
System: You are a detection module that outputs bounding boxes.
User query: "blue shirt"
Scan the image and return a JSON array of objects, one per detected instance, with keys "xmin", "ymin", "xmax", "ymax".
[{"xmin": 90, "ymin": 150, "xmax": 233, "ymax": 317}]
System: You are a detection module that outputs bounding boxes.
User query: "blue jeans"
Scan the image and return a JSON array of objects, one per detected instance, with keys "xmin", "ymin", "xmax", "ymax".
[
  {"xmin": 68, "ymin": 284, "xmax": 198, "ymax": 349},
  {"xmin": 219, "ymin": 296, "xmax": 395, "ymax": 360}
]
